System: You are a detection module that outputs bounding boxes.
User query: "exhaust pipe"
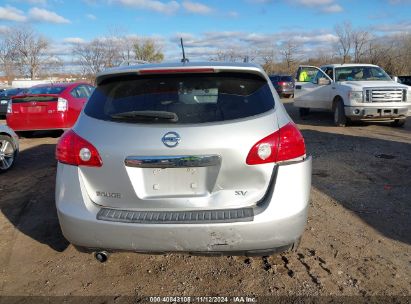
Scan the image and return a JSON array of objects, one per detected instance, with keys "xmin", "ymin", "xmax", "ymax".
[{"xmin": 94, "ymin": 251, "xmax": 109, "ymax": 263}]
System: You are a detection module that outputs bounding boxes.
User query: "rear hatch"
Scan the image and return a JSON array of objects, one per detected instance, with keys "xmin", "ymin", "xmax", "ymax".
[
  {"xmin": 75, "ymin": 69, "xmax": 279, "ymax": 211},
  {"xmin": 11, "ymin": 94, "xmax": 60, "ymax": 129}
]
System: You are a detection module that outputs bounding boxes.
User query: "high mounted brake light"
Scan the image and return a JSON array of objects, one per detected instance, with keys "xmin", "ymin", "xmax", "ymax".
[
  {"xmin": 246, "ymin": 122, "xmax": 306, "ymax": 165},
  {"xmin": 139, "ymin": 68, "xmax": 215, "ymax": 75}
]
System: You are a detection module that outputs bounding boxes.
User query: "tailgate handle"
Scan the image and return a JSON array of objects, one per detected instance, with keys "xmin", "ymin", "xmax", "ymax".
[{"xmin": 125, "ymin": 155, "xmax": 221, "ymax": 168}]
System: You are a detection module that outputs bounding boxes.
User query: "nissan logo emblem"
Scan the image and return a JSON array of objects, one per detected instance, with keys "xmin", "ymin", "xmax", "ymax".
[{"xmin": 162, "ymin": 132, "xmax": 180, "ymax": 148}]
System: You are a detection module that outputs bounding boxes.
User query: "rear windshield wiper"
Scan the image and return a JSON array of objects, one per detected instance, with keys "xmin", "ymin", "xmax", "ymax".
[{"xmin": 110, "ymin": 111, "xmax": 179, "ymax": 122}]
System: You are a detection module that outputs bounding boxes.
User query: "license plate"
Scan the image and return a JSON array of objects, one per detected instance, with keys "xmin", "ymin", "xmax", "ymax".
[
  {"xmin": 0, "ymin": 100, "xmax": 7, "ymax": 104},
  {"xmin": 27, "ymin": 106, "xmax": 45, "ymax": 113}
]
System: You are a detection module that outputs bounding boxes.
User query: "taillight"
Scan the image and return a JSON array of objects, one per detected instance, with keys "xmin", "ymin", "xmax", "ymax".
[
  {"xmin": 57, "ymin": 97, "xmax": 68, "ymax": 112},
  {"xmin": 279, "ymin": 81, "xmax": 286, "ymax": 86},
  {"xmin": 56, "ymin": 130, "xmax": 102, "ymax": 167},
  {"xmin": 246, "ymin": 122, "xmax": 306, "ymax": 165},
  {"xmin": 246, "ymin": 131, "xmax": 280, "ymax": 165},
  {"xmin": 6, "ymin": 101, "xmax": 12, "ymax": 114},
  {"xmin": 276, "ymin": 122, "xmax": 306, "ymax": 162}
]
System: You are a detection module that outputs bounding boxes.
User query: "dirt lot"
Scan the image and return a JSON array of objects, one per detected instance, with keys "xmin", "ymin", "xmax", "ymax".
[{"xmin": 0, "ymin": 101, "xmax": 410, "ymax": 303}]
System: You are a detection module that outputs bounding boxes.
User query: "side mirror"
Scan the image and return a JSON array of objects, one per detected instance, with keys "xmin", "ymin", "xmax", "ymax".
[
  {"xmin": 318, "ymin": 78, "xmax": 331, "ymax": 85},
  {"xmin": 391, "ymin": 76, "xmax": 399, "ymax": 83}
]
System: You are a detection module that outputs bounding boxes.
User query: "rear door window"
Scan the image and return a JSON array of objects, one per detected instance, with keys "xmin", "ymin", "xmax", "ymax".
[
  {"xmin": 84, "ymin": 72, "xmax": 275, "ymax": 124},
  {"xmin": 71, "ymin": 85, "xmax": 91, "ymax": 99}
]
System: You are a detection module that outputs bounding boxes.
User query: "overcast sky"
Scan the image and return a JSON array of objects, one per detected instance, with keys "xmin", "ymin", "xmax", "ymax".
[{"xmin": 1, "ymin": 0, "xmax": 411, "ymax": 62}]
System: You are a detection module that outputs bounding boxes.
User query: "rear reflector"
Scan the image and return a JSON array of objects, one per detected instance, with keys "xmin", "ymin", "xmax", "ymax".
[
  {"xmin": 139, "ymin": 68, "xmax": 215, "ymax": 75},
  {"xmin": 56, "ymin": 130, "xmax": 102, "ymax": 167},
  {"xmin": 246, "ymin": 122, "xmax": 306, "ymax": 165}
]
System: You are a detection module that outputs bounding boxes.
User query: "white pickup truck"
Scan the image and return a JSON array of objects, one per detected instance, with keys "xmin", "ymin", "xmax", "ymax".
[{"xmin": 294, "ymin": 64, "xmax": 411, "ymax": 127}]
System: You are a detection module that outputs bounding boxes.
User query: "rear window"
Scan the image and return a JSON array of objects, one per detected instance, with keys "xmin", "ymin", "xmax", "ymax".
[
  {"xmin": 12, "ymin": 96, "xmax": 58, "ymax": 103},
  {"xmin": 27, "ymin": 86, "xmax": 66, "ymax": 95},
  {"xmin": 84, "ymin": 72, "xmax": 275, "ymax": 124}
]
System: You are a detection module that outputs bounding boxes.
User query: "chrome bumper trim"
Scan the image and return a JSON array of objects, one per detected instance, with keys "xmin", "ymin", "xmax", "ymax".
[{"xmin": 124, "ymin": 155, "xmax": 221, "ymax": 168}]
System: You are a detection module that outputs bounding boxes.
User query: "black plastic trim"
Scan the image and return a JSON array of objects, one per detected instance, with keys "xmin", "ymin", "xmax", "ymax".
[{"xmin": 97, "ymin": 207, "xmax": 254, "ymax": 224}]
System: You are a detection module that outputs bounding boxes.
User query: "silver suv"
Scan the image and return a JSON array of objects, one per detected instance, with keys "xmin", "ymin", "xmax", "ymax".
[{"xmin": 55, "ymin": 62, "xmax": 312, "ymax": 260}]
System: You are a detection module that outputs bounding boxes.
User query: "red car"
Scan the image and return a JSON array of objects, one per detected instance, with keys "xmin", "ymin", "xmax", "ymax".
[{"xmin": 7, "ymin": 82, "xmax": 94, "ymax": 132}]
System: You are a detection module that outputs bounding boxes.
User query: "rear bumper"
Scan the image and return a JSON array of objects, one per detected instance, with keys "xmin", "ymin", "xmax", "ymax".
[
  {"xmin": 344, "ymin": 105, "xmax": 409, "ymax": 121},
  {"xmin": 6, "ymin": 113, "xmax": 71, "ymax": 131},
  {"xmin": 277, "ymin": 88, "xmax": 294, "ymax": 95},
  {"xmin": 56, "ymin": 157, "xmax": 312, "ymax": 254}
]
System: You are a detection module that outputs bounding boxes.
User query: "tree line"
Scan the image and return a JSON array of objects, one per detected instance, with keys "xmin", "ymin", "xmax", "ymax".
[
  {"xmin": 262, "ymin": 22, "xmax": 411, "ymax": 76},
  {"xmin": 0, "ymin": 27, "xmax": 164, "ymax": 84},
  {"xmin": 1, "ymin": 22, "xmax": 411, "ymax": 85}
]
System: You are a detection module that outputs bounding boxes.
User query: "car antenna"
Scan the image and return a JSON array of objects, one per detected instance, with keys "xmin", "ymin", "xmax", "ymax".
[{"xmin": 180, "ymin": 38, "xmax": 189, "ymax": 63}]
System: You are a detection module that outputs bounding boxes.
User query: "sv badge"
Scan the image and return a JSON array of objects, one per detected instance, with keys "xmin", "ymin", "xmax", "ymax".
[{"xmin": 235, "ymin": 191, "xmax": 248, "ymax": 196}]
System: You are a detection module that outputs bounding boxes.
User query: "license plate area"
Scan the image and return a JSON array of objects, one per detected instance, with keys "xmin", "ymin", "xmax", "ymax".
[
  {"xmin": 124, "ymin": 155, "xmax": 221, "ymax": 199},
  {"xmin": 22, "ymin": 106, "xmax": 46, "ymax": 113},
  {"xmin": 377, "ymin": 109, "xmax": 398, "ymax": 116},
  {"xmin": 129, "ymin": 167, "xmax": 209, "ymax": 198}
]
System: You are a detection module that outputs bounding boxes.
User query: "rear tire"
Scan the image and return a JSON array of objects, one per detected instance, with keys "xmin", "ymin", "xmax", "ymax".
[
  {"xmin": 299, "ymin": 107, "xmax": 310, "ymax": 117},
  {"xmin": 333, "ymin": 98, "xmax": 347, "ymax": 127},
  {"xmin": 0, "ymin": 135, "xmax": 17, "ymax": 173},
  {"xmin": 390, "ymin": 119, "xmax": 406, "ymax": 128}
]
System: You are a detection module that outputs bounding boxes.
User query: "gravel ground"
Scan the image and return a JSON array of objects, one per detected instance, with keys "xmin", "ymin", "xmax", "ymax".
[{"xmin": 0, "ymin": 101, "xmax": 410, "ymax": 303}]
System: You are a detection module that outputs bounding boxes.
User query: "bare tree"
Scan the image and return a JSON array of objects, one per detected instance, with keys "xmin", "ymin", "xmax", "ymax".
[
  {"xmin": 9, "ymin": 27, "xmax": 50, "ymax": 79},
  {"xmin": 102, "ymin": 37, "xmax": 123, "ymax": 68},
  {"xmin": 212, "ymin": 48, "xmax": 242, "ymax": 62},
  {"xmin": 72, "ymin": 39, "xmax": 109, "ymax": 81},
  {"xmin": 352, "ymin": 30, "xmax": 371, "ymax": 63},
  {"xmin": 279, "ymin": 39, "xmax": 301, "ymax": 74},
  {"xmin": 0, "ymin": 30, "xmax": 18, "ymax": 84},
  {"xmin": 260, "ymin": 48, "xmax": 276, "ymax": 74},
  {"xmin": 334, "ymin": 21, "xmax": 353, "ymax": 63},
  {"xmin": 133, "ymin": 38, "xmax": 164, "ymax": 63},
  {"xmin": 363, "ymin": 36, "xmax": 406, "ymax": 75},
  {"xmin": 40, "ymin": 56, "xmax": 64, "ymax": 78},
  {"xmin": 395, "ymin": 33, "xmax": 411, "ymax": 75},
  {"xmin": 118, "ymin": 36, "xmax": 138, "ymax": 65}
]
